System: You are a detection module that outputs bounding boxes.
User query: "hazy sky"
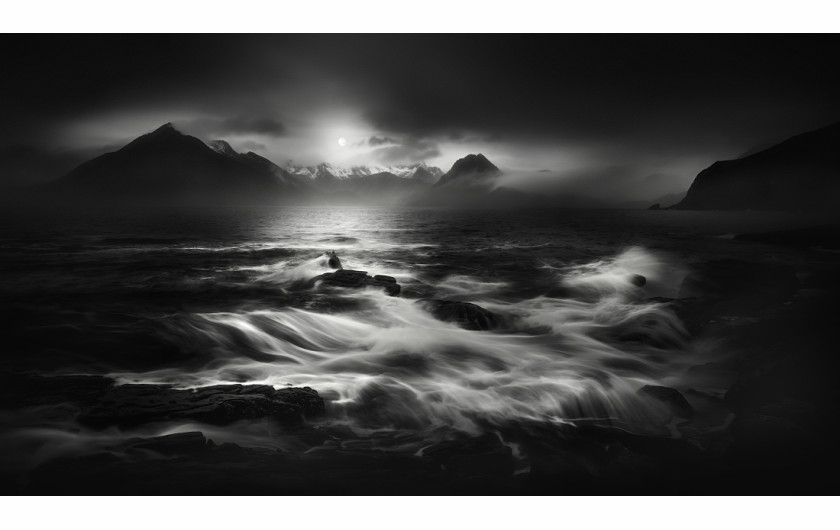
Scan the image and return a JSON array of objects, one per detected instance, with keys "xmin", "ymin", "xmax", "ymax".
[{"xmin": 2, "ymin": 34, "xmax": 839, "ymax": 200}]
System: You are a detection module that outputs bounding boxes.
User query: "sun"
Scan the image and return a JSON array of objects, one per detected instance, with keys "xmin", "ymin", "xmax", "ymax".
[{"xmin": 337, "ymin": 137, "xmax": 347, "ymax": 147}]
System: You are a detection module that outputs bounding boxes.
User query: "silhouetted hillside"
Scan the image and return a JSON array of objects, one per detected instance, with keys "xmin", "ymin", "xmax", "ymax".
[{"xmin": 675, "ymin": 122, "xmax": 840, "ymax": 210}]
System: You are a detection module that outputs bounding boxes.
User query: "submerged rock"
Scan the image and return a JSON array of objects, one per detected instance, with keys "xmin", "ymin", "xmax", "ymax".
[
  {"xmin": 638, "ymin": 385, "xmax": 695, "ymax": 418},
  {"xmin": 77, "ymin": 383, "xmax": 325, "ymax": 428},
  {"xmin": 418, "ymin": 299, "xmax": 501, "ymax": 331},
  {"xmin": 315, "ymin": 269, "xmax": 401, "ymax": 296}
]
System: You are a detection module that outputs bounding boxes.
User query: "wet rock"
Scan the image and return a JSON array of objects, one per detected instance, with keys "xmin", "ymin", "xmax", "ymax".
[
  {"xmin": 315, "ymin": 269, "xmax": 401, "ymax": 296},
  {"xmin": 629, "ymin": 274, "xmax": 647, "ymax": 287},
  {"xmin": 648, "ymin": 203, "xmax": 661, "ymax": 210},
  {"xmin": 326, "ymin": 250, "xmax": 343, "ymax": 269},
  {"xmin": 638, "ymin": 385, "xmax": 695, "ymax": 418},
  {"xmin": 127, "ymin": 431, "xmax": 212, "ymax": 456},
  {"xmin": 418, "ymin": 299, "xmax": 501, "ymax": 330},
  {"xmin": 77, "ymin": 384, "xmax": 325, "ymax": 428},
  {"xmin": 319, "ymin": 269, "xmax": 368, "ymax": 287}
]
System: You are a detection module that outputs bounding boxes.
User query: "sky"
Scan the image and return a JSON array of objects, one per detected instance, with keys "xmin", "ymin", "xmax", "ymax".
[{"xmin": 2, "ymin": 34, "xmax": 839, "ymax": 201}]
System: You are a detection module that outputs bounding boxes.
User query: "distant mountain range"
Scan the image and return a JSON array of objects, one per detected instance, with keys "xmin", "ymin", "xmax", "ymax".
[
  {"xmin": 286, "ymin": 161, "xmax": 441, "ymax": 184},
  {"xmin": 38, "ymin": 120, "xmax": 840, "ymax": 210},
  {"xmin": 43, "ymin": 123, "xmax": 551, "ymax": 208},
  {"xmin": 46, "ymin": 124, "xmax": 447, "ymax": 206},
  {"xmin": 674, "ymin": 121, "xmax": 840, "ymax": 211}
]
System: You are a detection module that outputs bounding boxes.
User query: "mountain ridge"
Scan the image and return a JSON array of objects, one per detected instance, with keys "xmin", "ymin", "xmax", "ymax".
[{"xmin": 674, "ymin": 121, "xmax": 840, "ymax": 211}]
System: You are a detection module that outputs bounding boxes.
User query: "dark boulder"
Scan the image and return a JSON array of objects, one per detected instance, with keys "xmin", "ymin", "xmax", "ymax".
[
  {"xmin": 319, "ymin": 269, "xmax": 368, "ymax": 288},
  {"xmin": 418, "ymin": 299, "xmax": 501, "ymax": 331},
  {"xmin": 315, "ymin": 269, "xmax": 401, "ymax": 296},
  {"xmin": 326, "ymin": 250, "xmax": 343, "ymax": 269},
  {"xmin": 629, "ymin": 274, "xmax": 647, "ymax": 287},
  {"xmin": 638, "ymin": 385, "xmax": 695, "ymax": 418},
  {"xmin": 648, "ymin": 203, "xmax": 661, "ymax": 210},
  {"xmin": 77, "ymin": 383, "xmax": 325, "ymax": 428}
]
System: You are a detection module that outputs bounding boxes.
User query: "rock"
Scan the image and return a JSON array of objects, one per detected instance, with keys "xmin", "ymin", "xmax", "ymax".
[
  {"xmin": 647, "ymin": 203, "xmax": 661, "ymax": 210},
  {"xmin": 418, "ymin": 299, "xmax": 502, "ymax": 330},
  {"xmin": 127, "ymin": 431, "xmax": 212, "ymax": 456},
  {"xmin": 315, "ymin": 269, "xmax": 401, "ymax": 296},
  {"xmin": 638, "ymin": 385, "xmax": 695, "ymax": 418},
  {"xmin": 77, "ymin": 384, "xmax": 325, "ymax": 428},
  {"xmin": 629, "ymin": 274, "xmax": 647, "ymax": 287},
  {"xmin": 326, "ymin": 250, "xmax": 343, "ymax": 269},
  {"xmin": 319, "ymin": 269, "xmax": 369, "ymax": 288}
]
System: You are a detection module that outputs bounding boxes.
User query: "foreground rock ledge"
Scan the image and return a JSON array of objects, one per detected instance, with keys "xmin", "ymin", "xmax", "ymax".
[
  {"xmin": 0, "ymin": 373, "xmax": 325, "ymax": 428},
  {"xmin": 79, "ymin": 384, "xmax": 325, "ymax": 428}
]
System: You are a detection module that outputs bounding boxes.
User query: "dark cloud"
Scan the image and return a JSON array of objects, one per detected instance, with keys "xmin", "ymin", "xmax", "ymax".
[
  {"xmin": 0, "ymin": 145, "xmax": 116, "ymax": 187},
  {"xmin": 367, "ymin": 135, "xmax": 398, "ymax": 146},
  {"xmin": 235, "ymin": 140, "xmax": 268, "ymax": 153},
  {"xmin": 372, "ymin": 137, "xmax": 441, "ymax": 163},
  {"xmin": 2, "ymin": 35, "xmax": 839, "ymax": 194},
  {"xmin": 180, "ymin": 116, "xmax": 287, "ymax": 139}
]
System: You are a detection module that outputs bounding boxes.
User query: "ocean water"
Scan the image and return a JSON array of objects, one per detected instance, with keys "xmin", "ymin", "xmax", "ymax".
[{"xmin": 0, "ymin": 206, "xmax": 829, "ymax": 471}]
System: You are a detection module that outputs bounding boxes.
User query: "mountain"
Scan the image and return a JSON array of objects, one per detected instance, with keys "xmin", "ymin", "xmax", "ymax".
[
  {"xmin": 281, "ymin": 161, "xmax": 441, "ymax": 205},
  {"xmin": 51, "ymin": 124, "xmax": 295, "ymax": 205},
  {"xmin": 208, "ymin": 140, "xmax": 312, "ymax": 190},
  {"xmin": 674, "ymin": 122, "xmax": 840, "ymax": 211},
  {"xmin": 286, "ymin": 162, "xmax": 442, "ymax": 184},
  {"xmin": 645, "ymin": 190, "xmax": 687, "ymax": 210},
  {"xmin": 414, "ymin": 153, "xmax": 546, "ymax": 208},
  {"xmin": 433, "ymin": 153, "xmax": 500, "ymax": 189}
]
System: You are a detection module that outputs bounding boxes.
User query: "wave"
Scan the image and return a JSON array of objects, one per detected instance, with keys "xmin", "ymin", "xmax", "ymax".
[{"xmin": 110, "ymin": 247, "xmax": 701, "ymax": 441}]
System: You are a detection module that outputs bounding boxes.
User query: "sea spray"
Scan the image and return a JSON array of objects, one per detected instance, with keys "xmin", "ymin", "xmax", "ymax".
[{"xmin": 111, "ymin": 246, "xmax": 698, "ymax": 440}]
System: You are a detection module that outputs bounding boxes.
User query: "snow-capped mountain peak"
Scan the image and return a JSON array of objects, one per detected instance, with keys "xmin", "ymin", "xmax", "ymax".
[{"xmin": 285, "ymin": 162, "xmax": 442, "ymax": 182}]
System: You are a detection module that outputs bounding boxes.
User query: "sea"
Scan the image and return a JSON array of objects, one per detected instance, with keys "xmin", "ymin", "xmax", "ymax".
[{"xmin": 0, "ymin": 206, "xmax": 833, "ymax": 481}]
